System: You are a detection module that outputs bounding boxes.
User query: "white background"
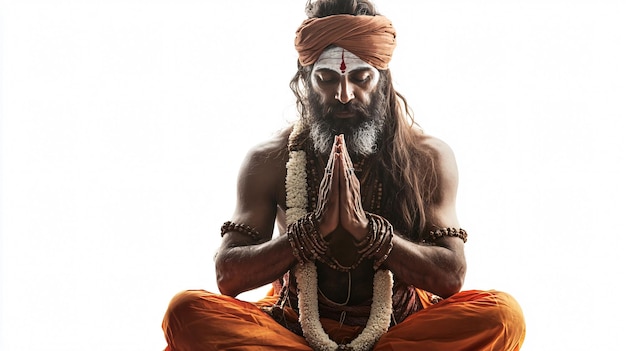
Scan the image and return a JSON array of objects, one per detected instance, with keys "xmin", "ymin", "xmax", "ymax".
[{"xmin": 1, "ymin": 0, "xmax": 625, "ymax": 350}]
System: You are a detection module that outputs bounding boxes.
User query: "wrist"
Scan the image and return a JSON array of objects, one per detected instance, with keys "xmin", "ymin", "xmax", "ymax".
[
  {"xmin": 353, "ymin": 216, "xmax": 374, "ymax": 248},
  {"xmin": 287, "ymin": 213, "xmax": 328, "ymax": 264},
  {"xmin": 351, "ymin": 220, "xmax": 370, "ymax": 243},
  {"xmin": 314, "ymin": 211, "xmax": 335, "ymax": 239},
  {"xmin": 356, "ymin": 213, "xmax": 394, "ymax": 269}
]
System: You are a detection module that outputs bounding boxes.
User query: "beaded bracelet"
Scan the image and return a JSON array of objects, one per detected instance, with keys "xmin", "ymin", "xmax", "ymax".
[
  {"xmin": 287, "ymin": 213, "xmax": 328, "ymax": 264},
  {"xmin": 354, "ymin": 215, "xmax": 377, "ymax": 254},
  {"xmin": 352, "ymin": 212, "xmax": 394, "ymax": 270},
  {"xmin": 288, "ymin": 212, "xmax": 395, "ymax": 271},
  {"xmin": 288, "ymin": 212, "xmax": 371, "ymax": 272},
  {"xmin": 365, "ymin": 213, "xmax": 394, "ymax": 269},
  {"xmin": 428, "ymin": 227, "xmax": 468, "ymax": 243},
  {"xmin": 221, "ymin": 221, "xmax": 262, "ymax": 241}
]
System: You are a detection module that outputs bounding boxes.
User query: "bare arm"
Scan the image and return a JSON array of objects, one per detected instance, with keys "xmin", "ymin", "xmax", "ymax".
[
  {"xmin": 325, "ymin": 134, "xmax": 466, "ymax": 298},
  {"xmin": 214, "ymin": 135, "xmax": 297, "ymax": 297},
  {"xmin": 383, "ymin": 136, "xmax": 466, "ymax": 298}
]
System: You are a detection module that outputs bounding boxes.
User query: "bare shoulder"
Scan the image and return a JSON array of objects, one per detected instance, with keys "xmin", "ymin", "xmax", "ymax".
[
  {"xmin": 414, "ymin": 130, "xmax": 457, "ymax": 165},
  {"xmin": 242, "ymin": 128, "xmax": 291, "ymax": 171},
  {"xmin": 414, "ymin": 131, "xmax": 459, "ymax": 204},
  {"xmin": 425, "ymin": 134, "xmax": 456, "ymax": 164},
  {"xmin": 237, "ymin": 127, "xmax": 291, "ymax": 203}
]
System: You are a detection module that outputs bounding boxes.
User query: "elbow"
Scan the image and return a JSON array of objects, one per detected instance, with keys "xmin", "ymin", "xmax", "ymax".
[
  {"xmin": 438, "ymin": 252, "xmax": 466, "ymax": 298},
  {"xmin": 438, "ymin": 266, "xmax": 466, "ymax": 298},
  {"xmin": 215, "ymin": 254, "xmax": 241, "ymax": 297},
  {"xmin": 216, "ymin": 275, "xmax": 239, "ymax": 297},
  {"xmin": 438, "ymin": 275, "xmax": 464, "ymax": 298},
  {"xmin": 440, "ymin": 264, "xmax": 466, "ymax": 298},
  {"xmin": 216, "ymin": 270, "xmax": 241, "ymax": 297}
]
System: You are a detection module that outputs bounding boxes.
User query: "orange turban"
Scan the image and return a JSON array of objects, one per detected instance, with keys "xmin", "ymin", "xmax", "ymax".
[{"xmin": 294, "ymin": 14, "xmax": 397, "ymax": 70}]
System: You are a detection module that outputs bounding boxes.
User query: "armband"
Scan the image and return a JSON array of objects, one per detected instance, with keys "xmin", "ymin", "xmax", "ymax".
[
  {"xmin": 428, "ymin": 227, "xmax": 468, "ymax": 243},
  {"xmin": 221, "ymin": 221, "xmax": 262, "ymax": 241}
]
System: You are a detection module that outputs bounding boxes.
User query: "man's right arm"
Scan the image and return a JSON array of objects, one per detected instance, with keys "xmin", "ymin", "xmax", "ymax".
[{"xmin": 215, "ymin": 138, "xmax": 297, "ymax": 297}]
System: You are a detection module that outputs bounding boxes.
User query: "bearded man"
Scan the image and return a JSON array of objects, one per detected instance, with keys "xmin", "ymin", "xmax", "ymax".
[{"xmin": 162, "ymin": 0, "xmax": 526, "ymax": 350}]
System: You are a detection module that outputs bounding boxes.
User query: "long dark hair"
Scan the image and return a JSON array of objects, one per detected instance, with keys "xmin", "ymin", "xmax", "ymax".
[{"xmin": 290, "ymin": 0, "xmax": 437, "ymax": 240}]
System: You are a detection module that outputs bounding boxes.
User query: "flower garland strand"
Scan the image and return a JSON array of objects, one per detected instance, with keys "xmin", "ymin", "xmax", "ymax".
[{"xmin": 286, "ymin": 121, "xmax": 394, "ymax": 351}]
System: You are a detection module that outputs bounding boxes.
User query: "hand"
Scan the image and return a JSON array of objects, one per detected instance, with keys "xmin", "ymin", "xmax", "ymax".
[
  {"xmin": 336, "ymin": 135, "xmax": 369, "ymax": 242},
  {"xmin": 314, "ymin": 136, "xmax": 341, "ymax": 238},
  {"xmin": 314, "ymin": 135, "xmax": 369, "ymax": 241}
]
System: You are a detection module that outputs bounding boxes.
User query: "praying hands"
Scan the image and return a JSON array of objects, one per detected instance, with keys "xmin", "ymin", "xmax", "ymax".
[{"xmin": 315, "ymin": 134, "xmax": 370, "ymax": 242}]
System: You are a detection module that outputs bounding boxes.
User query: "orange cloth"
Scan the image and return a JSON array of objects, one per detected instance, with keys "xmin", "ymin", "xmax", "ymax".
[
  {"xmin": 162, "ymin": 288, "xmax": 525, "ymax": 351},
  {"xmin": 294, "ymin": 15, "xmax": 397, "ymax": 69}
]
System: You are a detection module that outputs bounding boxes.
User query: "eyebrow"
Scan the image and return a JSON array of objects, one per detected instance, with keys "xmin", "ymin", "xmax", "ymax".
[{"xmin": 313, "ymin": 67, "xmax": 374, "ymax": 75}]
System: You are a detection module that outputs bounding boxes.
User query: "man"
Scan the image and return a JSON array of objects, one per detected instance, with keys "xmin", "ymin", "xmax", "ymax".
[{"xmin": 162, "ymin": 0, "xmax": 526, "ymax": 350}]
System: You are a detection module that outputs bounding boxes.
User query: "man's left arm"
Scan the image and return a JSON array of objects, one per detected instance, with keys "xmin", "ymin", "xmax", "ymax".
[{"xmin": 382, "ymin": 136, "xmax": 467, "ymax": 298}]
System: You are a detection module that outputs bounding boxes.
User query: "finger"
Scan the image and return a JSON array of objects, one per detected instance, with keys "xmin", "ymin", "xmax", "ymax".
[
  {"xmin": 337, "ymin": 138, "xmax": 364, "ymax": 216},
  {"xmin": 332, "ymin": 152, "xmax": 341, "ymax": 198},
  {"xmin": 316, "ymin": 143, "xmax": 342, "ymax": 236},
  {"xmin": 338, "ymin": 143, "xmax": 357, "ymax": 189},
  {"xmin": 333, "ymin": 139, "xmax": 354, "ymax": 209},
  {"xmin": 324, "ymin": 136, "xmax": 340, "ymax": 172},
  {"xmin": 335, "ymin": 145, "xmax": 348, "ymax": 190},
  {"xmin": 317, "ymin": 136, "xmax": 339, "ymax": 214},
  {"xmin": 327, "ymin": 152, "xmax": 341, "ymax": 222},
  {"xmin": 338, "ymin": 134, "xmax": 355, "ymax": 170},
  {"xmin": 320, "ymin": 137, "xmax": 340, "ymax": 192},
  {"xmin": 321, "ymin": 138, "xmax": 339, "ymax": 195},
  {"xmin": 336, "ymin": 146, "xmax": 354, "ymax": 213}
]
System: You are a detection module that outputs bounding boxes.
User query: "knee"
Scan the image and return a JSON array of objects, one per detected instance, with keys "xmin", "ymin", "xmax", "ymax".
[
  {"xmin": 489, "ymin": 291, "xmax": 526, "ymax": 346},
  {"xmin": 162, "ymin": 290, "xmax": 222, "ymax": 348},
  {"xmin": 163, "ymin": 290, "xmax": 211, "ymax": 327},
  {"xmin": 492, "ymin": 291, "xmax": 525, "ymax": 324},
  {"xmin": 165, "ymin": 290, "xmax": 216, "ymax": 319},
  {"xmin": 167, "ymin": 290, "xmax": 205, "ymax": 309},
  {"xmin": 160, "ymin": 291, "xmax": 201, "ymax": 351}
]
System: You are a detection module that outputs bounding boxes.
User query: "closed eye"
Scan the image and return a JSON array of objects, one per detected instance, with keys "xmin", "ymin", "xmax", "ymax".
[
  {"xmin": 350, "ymin": 68, "xmax": 374, "ymax": 84},
  {"xmin": 315, "ymin": 71, "xmax": 340, "ymax": 84},
  {"xmin": 351, "ymin": 74, "xmax": 371, "ymax": 83}
]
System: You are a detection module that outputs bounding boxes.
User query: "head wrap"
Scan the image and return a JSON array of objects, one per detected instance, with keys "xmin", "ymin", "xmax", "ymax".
[{"xmin": 295, "ymin": 14, "xmax": 397, "ymax": 70}]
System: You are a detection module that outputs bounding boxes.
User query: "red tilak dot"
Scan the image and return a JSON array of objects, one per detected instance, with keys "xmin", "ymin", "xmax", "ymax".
[{"xmin": 340, "ymin": 50, "xmax": 347, "ymax": 73}]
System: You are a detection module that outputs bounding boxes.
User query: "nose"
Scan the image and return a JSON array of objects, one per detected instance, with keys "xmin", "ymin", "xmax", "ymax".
[{"xmin": 335, "ymin": 76, "xmax": 355, "ymax": 104}]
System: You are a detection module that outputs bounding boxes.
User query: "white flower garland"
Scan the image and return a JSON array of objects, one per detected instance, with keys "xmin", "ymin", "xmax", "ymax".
[{"xmin": 286, "ymin": 121, "xmax": 394, "ymax": 351}]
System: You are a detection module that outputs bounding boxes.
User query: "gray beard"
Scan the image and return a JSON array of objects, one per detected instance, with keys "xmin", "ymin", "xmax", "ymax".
[
  {"xmin": 309, "ymin": 117, "xmax": 384, "ymax": 157},
  {"xmin": 305, "ymin": 84, "xmax": 387, "ymax": 157}
]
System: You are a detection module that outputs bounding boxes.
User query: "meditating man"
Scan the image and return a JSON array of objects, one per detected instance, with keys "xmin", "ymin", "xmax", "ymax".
[{"xmin": 162, "ymin": 0, "xmax": 526, "ymax": 350}]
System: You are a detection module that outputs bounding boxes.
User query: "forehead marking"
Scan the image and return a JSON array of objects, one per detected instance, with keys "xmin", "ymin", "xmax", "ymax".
[
  {"xmin": 314, "ymin": 47, "xmax": 372, "ymax": 75},
  {"xmin": 340, "ymin": 49, "xmax": 347, "ymax": 74}
]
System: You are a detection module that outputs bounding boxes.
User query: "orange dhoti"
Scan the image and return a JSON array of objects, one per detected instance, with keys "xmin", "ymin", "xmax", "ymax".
[{"xmin": 162, "ymin": 289, "xmax": 525, "ymax": 351}]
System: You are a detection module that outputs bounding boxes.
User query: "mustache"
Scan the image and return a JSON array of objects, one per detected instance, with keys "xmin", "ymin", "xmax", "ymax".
[{"xmin": 321, "ymin": 100, "xmax": 373, "ymax": 120}]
